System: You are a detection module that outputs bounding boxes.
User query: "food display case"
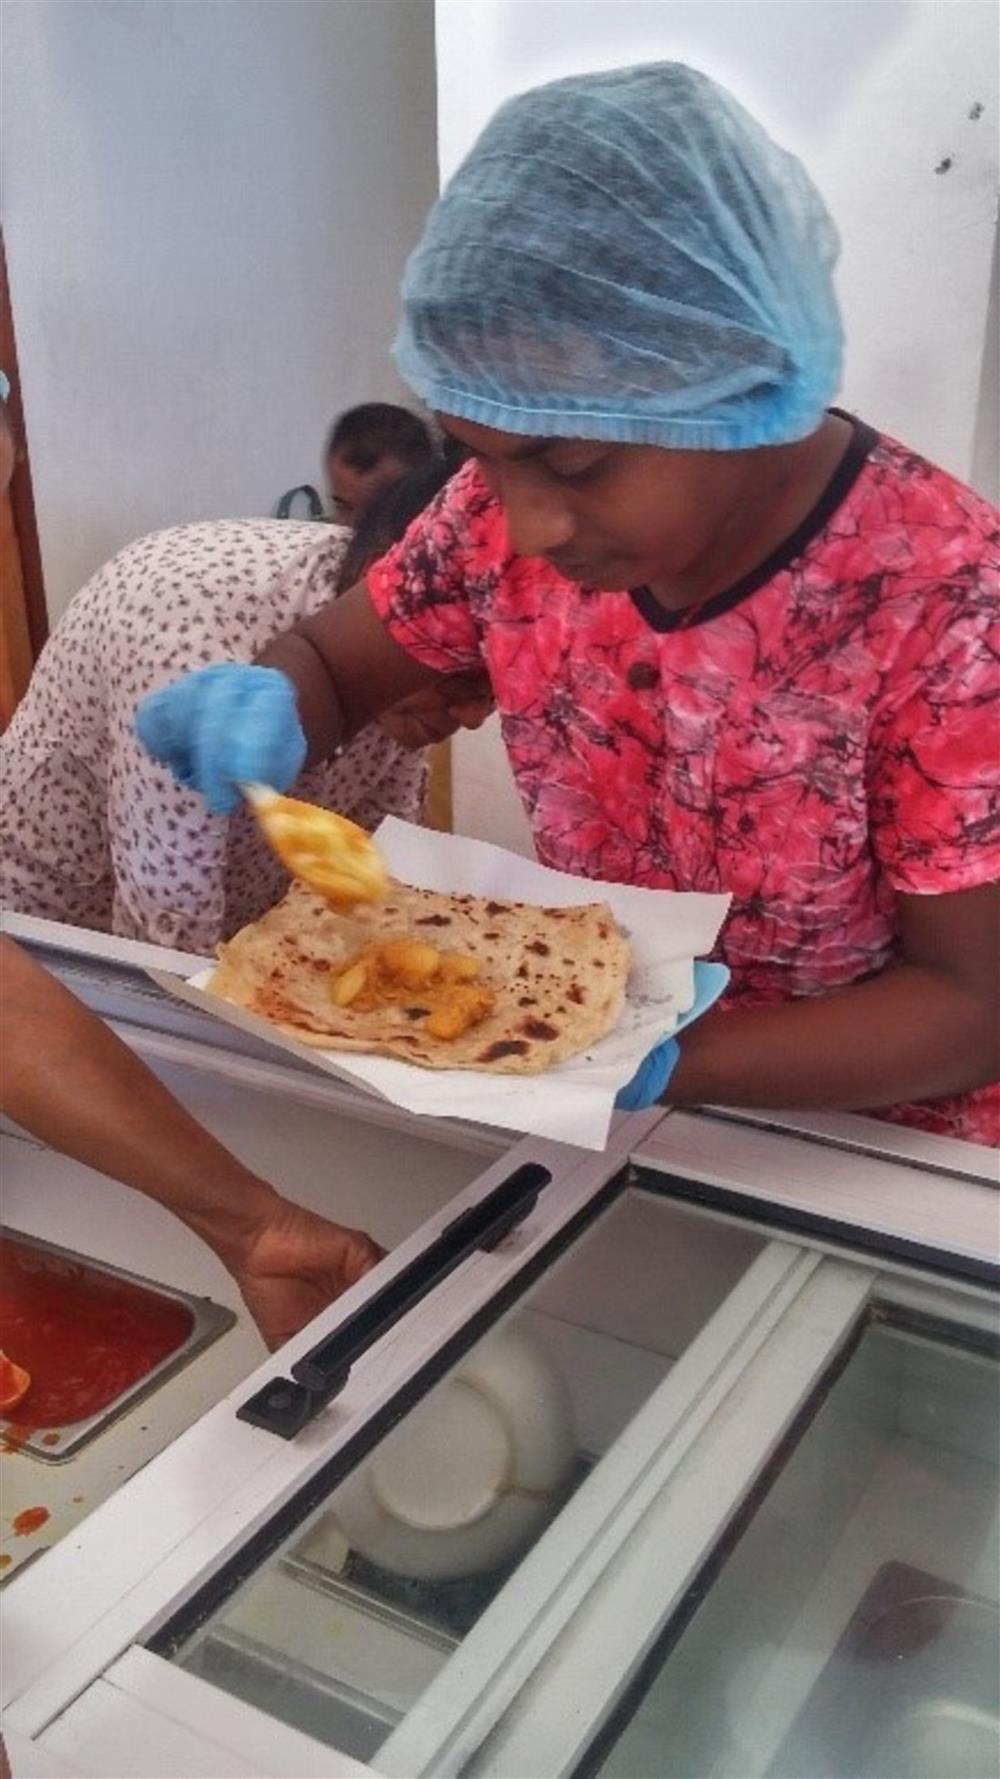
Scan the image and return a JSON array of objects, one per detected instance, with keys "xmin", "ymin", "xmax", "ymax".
[{"xmin": 1, "ymin": 913, "xmax": 996, "ymax": 1779}]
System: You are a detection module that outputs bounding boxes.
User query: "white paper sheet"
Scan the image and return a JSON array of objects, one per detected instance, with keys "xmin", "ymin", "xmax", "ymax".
[{"xmin": 151, "ymin": 818, "xmax": 730, "ymax": 1150}]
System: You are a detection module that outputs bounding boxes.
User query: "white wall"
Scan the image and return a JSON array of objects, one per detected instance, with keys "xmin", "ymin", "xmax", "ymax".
[
  {"xmin": 436, "ymin": 0, "xmax": 999, "ymax": 852},
  {"xmin": 3, "ymin": 0, "xmax": 439, "ymax": 617}
]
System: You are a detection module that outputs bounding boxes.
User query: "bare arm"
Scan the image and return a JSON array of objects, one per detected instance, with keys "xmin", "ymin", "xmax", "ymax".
[
  {"xmin": 260, "ymin": 579, "xmax": 440, "ymax": 764},
  {"xmin": 668, "ymin": 883, "xmax": 1000, "ymax": 1115},
  {"xmin": 0, "ymin": 939, "xmax": 382, "ymax": 1345}
]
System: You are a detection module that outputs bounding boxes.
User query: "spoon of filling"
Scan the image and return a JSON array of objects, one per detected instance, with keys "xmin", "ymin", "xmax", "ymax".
[{"xmin": 241, "ymin": 783, "xmax": 388, "ymax": 909}]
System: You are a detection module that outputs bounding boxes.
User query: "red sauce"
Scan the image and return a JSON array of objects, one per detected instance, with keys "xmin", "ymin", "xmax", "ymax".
[
  {"xmin": 1, "ymin": 1425, "xmax": 35, "ymax": 1454},
  {"xmin": 40, "ymin": 1432, "xmax": 60, "ymax": 1447},
  {"xmin": 0, "ymin": 1239, "xmax": 192, "ymax": 1427},
  {"xmin": 12, "ymin": 1506, "xmax": 49, "ymax": 1537}
]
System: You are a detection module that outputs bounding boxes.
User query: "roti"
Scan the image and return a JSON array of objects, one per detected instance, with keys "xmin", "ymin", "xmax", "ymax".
[{"xmin": 208, "ymin": 880, "xmax": 630, "ymax": 1074}]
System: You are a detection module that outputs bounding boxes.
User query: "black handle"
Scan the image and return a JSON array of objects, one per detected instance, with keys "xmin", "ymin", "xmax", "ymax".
[{"xmin": 236, "ymin": 1162, "xmax": 551, "ymax": 1438}]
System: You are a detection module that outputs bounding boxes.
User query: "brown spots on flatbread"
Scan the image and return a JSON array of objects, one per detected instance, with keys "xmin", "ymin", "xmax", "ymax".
[
  {"xmin": 210, "ymin": 878, "xmax": 630, "ymax": 1075},
  {"xmin": 479, "ymin": 1039, "xmax": 530, "ymax": 1061},
  {"xmin": 485, "ymin": 900, "xmax": 508, "ymax": 915}
]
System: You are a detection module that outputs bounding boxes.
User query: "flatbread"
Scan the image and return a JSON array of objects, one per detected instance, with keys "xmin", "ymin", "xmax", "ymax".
[{"xmin": 208, "ymin": 880, "xmax": 630, "ymax": 1074}]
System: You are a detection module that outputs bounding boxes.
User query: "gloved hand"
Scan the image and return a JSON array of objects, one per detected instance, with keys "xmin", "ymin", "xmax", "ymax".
[
  {"xmin": 615, "ymin": 961, "xmax": 731, "ymax": 1111},
  {"xmin": 615, "ymin": 1036, "xmax": 681, "ymax": 1110},
  {"xmin": 136, "ymin": 665, "xmax": 307, "ymax": 815}
]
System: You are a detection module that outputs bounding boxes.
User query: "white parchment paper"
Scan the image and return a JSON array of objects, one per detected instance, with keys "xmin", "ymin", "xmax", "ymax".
[{"xmin": 151, "ymin": 818, "xmax": 730, "ymax": 1150}]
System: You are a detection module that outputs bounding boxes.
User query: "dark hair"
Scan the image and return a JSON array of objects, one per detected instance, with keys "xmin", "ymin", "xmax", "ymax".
[
  {"xmin": 325, "ymin": 402, "xmax": 434, "ymax": 473},
  {"xmin": 336, "ymin": 460, "xmax": 453, "ymax": 593},
  {"xmin": 440, "ymin": 432, "xmax": 473, "ymax": 470}
]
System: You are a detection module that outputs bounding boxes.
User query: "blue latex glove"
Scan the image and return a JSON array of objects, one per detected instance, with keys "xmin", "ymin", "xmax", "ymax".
[
  {"xmin": 615, "ymin": 961, "xmax": 730, "ymax": 1110},
  {"xmin": 136, "ymin": 665, "xmax": 307, "ymax": 815}
]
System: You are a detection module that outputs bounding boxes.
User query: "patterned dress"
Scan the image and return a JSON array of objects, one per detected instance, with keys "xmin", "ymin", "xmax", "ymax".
[
  {"xmin": 367, "ymin": 420, "xmax": 1000, "ymax": 1144},
  {"xmin": 1, "ymin": 520, "xmax": 426, "ymax": 955}
]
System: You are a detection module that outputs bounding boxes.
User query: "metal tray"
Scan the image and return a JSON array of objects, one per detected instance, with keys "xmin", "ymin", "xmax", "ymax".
[{"xmin": 0, "ymin": 1227, "xmax": 236, "ymax": 1462}]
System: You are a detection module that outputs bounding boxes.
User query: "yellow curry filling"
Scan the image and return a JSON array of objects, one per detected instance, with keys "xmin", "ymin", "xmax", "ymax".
[
  {"xmin": 248, "ymin": 789, "xmax": 388, "ymax": 908},
  {"xmin": 330, "ymin": 937, "xmax": 495, "ymax": 1040}
]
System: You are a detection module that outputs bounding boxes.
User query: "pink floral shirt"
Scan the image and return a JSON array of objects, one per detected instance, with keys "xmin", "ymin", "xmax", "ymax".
[{"xmin": 368, "ymin": 421, "xmax": 1000, "ymax": 1145}]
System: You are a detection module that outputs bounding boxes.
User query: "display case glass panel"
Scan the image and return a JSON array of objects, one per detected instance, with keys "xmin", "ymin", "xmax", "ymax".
[
  {"xmin": 586, "ymin": 1307, "xmax": 999, "ymax": 1779},
  {"xmin": 161, "ymin": 1188, "xmax": 764, "ymax": 1761}
]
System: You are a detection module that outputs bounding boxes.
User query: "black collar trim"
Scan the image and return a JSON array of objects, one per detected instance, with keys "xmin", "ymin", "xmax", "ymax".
[{"xmin": 628, "ymin": 410, "xmax": 878, "ymax": 635}]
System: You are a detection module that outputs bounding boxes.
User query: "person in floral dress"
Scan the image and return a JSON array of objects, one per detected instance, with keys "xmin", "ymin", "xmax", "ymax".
[
  {"xmin": 138, "ymin": 64, "xmax": 999, "ymax": 1144},
  {"xmin": 1, "ymin": 517, "xmax": 429, "ymax": 954}
]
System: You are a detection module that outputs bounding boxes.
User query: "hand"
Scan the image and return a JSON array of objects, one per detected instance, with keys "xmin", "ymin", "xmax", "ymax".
[
  {"xmin": 380, "ymin": 673, "xmax": 494, "ymax": 750},
  {"xmin": 615, "ymin": 961, "xmax": 732, "ymax": 1111},
  {"xmin": 615, "ymin": 1037, "xmax": 680, "ymax": 1109},
  {"xmin": 136, "ymin": 664, "xmax": 307, "ymax": 814},
  {"xmin": 223, "ymin": 1196, "xmax": 385, "ymax": 1350}
]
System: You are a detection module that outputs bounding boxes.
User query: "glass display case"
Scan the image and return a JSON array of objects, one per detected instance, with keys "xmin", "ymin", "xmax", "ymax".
[
  {"xmin": 163, "ymin": 1187, "xmax": 764, "ymax": 1762},
  {"xmin": 25, "ymin": 1165, "xmax": 988, "ymax": 1779}
]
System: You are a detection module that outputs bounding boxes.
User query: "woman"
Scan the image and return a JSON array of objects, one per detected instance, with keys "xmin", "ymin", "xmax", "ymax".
[
  {"xmin": 325, "ymin": 401, "xmax": 436, "ymax": 525},
  {"xmin": 137, "ymin": 63, "xmax": 999, "ymax": 1143}
]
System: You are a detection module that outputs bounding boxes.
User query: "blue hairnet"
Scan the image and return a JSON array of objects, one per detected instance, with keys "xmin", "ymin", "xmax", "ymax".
[{"xmin": 394, "ymin": 63, "xmax": 843, "ymax": 450}]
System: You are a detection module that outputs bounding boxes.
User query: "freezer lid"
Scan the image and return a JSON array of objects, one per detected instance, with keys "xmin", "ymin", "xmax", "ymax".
[
  {"xmin": 1, "ymin": 908, "xmax": 274, "ymax": 1061},
  {"xmin": 144, "ymin": 1167, "xmax": 783, "ymax": 1766},
  {"xmin": 0, "ymin": 1105, "xmax": 664, "ymax": 1726},
  {"xmin": 693, "ymin": 1103, "xmax": 1000, "ymax": 1185},
  {"xmin": 12, "ymin": 1256, "xmax": 997, "ymax": 1779},
  {"xmin": 6, "ymin": 1105, "xmax": 996, "ymax": 1767},
  {"xmin": 0, "ymin": 908, "xmax": 210, "ymax": 980},
  {"xmin": 635, "ymin": 1108, "xmax": 1000, "ymax": 1281}
]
